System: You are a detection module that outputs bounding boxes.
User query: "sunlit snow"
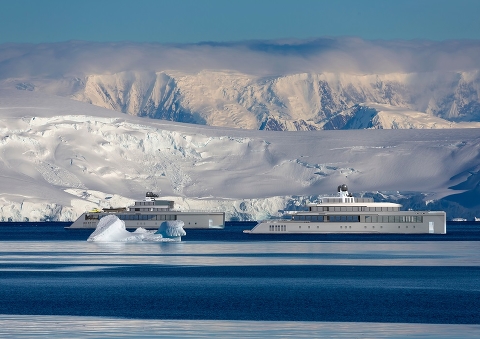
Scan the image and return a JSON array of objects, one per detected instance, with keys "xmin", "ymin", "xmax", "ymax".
[
  {"xmin": 1, "ymin": 39, "xmax": 480, "ymax": 131},
  {"xmin": 0, "ymin": 89, "xmax": 479, "ymax": 221}
]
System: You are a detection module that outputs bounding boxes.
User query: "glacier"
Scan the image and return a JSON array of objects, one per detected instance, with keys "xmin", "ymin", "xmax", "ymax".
[{"xmin": 0, "ymin": 89, "xmax": 479, "ymax": 221}]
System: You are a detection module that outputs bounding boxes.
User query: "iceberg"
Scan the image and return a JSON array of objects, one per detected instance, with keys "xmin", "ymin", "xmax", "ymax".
[
  {"xmin": 87, "ymin": 215, "xmax": 185, "ymax": 242},
  {"xmin": 155, "ymin": 220, "xmax": 187, "ymax": 239}
]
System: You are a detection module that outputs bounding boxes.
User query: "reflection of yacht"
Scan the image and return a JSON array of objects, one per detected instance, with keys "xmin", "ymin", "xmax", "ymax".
[
  {"xmin": 244, "ymin": 184, "xmax": 446, "ymax": 234},
  {"xmin": 66, "ymin": 192, "xmax": 225, "ymax": 230}
]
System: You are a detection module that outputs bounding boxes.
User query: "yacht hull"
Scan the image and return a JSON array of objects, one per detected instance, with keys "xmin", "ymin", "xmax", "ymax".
[{"xmin": 66, "ymin": 211, "xmax": 225, "ymax": 230}]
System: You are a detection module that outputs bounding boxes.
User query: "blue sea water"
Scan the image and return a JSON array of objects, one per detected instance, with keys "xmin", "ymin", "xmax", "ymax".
[{"xmin": 0, "ymin": 221, "xmax": 479, "ymax": 338}]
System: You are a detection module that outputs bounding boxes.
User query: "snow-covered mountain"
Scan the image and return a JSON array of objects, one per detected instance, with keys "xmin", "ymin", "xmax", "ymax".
[
  {"xmin": 0, "ymin": 89, "xmax": 479, "ymax": 222},
  {"xmin": 1, "ymin": 39, "xmax": 480, "ymax": 131},
  {"xmin": 5, "ymin": 70, "xmax": 480, "ymax": 131},
  {"xmin": 322, "ymin": 103, "xmax": 480, "ymax": 129}
]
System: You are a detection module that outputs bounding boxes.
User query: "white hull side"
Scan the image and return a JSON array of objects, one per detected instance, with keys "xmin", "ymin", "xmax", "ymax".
[
  {"xmin": 66, "ymin": 212, "xmax": 225, "ymax": 230},
  {"xmin": 245, "ymin": 213, "xmax": 446, "ymax": 234}
]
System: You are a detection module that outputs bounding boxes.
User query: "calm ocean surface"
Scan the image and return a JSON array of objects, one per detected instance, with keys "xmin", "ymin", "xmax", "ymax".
[{"xmin": 0, "ymin": 221, "xmax": 479, "ymax": 338}]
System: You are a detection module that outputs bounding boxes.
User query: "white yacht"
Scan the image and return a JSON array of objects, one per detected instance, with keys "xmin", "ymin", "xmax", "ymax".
[
  {"xmin": 244, "ymin": 184, "xmax": 446, "ymax": 234},
  {"xmin": 66, "ymin": 192, "xmax": 225, "ymax": 230}
]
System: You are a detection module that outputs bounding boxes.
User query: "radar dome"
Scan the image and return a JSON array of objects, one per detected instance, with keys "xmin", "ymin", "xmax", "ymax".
[{"xmin": 341, "ymin": 184, "xmax": 348, "ymax": 191}]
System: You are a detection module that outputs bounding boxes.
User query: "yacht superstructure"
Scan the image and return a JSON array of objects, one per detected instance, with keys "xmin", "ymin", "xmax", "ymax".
[
  {"xmin": 244, "ymin": 184, "xmax": 446, "ymax": 234},
  {"xmin": 66, "ymin": 192, "xmax": 225, "ymax": 230}
]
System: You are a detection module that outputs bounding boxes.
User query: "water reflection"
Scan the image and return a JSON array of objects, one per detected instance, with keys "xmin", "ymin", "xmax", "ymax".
[
  {"xmin": 0, "ymin": 315, "xmax": 478, "ymax": 338},
  {"xmin": 0, "ymin": 241, "xmax": 479, "ymax": 272}
]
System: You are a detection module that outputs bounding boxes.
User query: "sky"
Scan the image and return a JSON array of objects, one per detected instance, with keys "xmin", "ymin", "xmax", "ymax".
[{"xmin": 1, "ymin": 0, "xmax": 479, "ymax": 44}]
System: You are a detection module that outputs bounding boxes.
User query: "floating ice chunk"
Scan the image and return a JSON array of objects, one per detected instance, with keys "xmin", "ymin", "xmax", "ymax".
[
  {"xmin": 87, "ymin": 215, "xmax": 185, "ymax": 242},
  {"xmin": 155, "ymin": 220, "xmax": 187, "ymax": 240},
  {"xmin": 87, "ymin": 215, "xmax": 132, "ymax": 242}
]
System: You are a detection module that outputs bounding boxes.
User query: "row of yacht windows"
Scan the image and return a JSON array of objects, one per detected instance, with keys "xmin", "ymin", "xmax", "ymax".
[
  {"xmin": 293, "ymin": 215, "xmax": 360, "ymax": 222},
  {"xmin": 310, "ymin": 206, "xmax": 400, "ymax": 212},
  {"xmin": 134, "ymin": 208, "xmax": 171, "ymax": 212},
  {"xmin": 365, "ymin": 215, "xmax": 423, "ymax": 223},
  {"xmin": 292, "ymin": 215, "xmax": 423, "ymax": 223},
  {"xmin": 86, "ymin": 214, "xmax": 177, "ymax": 221},
  {"xmin": 269, "ymin": 225, "xmax": 286, "ymax": 231},
  {"xmin": 135, "ymin": 202, "xmax": 156, "ymax": 206}
]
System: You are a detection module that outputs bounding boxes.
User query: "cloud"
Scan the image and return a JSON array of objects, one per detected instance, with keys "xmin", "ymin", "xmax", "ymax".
[{"xmin": 0, "ymin": 38, "xmax": 479, "ymax": 79}]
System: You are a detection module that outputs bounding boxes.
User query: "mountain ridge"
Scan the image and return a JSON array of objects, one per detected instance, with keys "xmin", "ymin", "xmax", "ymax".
[
  {"xmin": 4, "ymin": 70, "xmax": 480, "ymax": 130},
  {"xmin": 1, "ymin": 39, "xmax": 480, "ymax": 131}
]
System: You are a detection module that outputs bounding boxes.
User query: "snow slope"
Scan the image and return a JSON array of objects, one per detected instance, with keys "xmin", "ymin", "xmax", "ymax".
[{"xmin": 0, "ymin": 89, "xmax": 479, "ymax": 221}]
